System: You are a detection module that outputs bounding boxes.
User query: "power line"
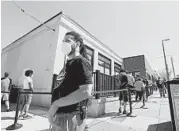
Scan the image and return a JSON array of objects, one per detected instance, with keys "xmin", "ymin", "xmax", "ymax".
[{"xmin": 12, "ymin": 0, "xmax": 55, "ymax": 32}]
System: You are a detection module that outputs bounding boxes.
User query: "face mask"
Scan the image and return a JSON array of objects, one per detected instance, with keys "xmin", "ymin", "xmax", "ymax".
[{"xmin": 61, "ymin": 42, "xmax": 72, "ymax": 55}]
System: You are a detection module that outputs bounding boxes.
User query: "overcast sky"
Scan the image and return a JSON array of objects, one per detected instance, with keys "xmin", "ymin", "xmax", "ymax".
[{"xmin": 1, "ymin": 1, "xmax": 179, "ymax": 77}]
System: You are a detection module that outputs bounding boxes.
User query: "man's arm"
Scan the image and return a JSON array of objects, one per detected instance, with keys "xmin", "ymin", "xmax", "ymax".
[
  {"xmin": 28, "ymin": 78, "xmax": 33, "ymax": 92},
  {"xmin": 53, "ymin": 84, "xmax": 93, "ymax": 107}
]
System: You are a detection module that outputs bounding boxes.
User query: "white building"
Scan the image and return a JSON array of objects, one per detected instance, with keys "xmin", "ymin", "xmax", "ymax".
[{"xmin": 1, "ymin": 12, "xmax": 123, "ymax": 107}]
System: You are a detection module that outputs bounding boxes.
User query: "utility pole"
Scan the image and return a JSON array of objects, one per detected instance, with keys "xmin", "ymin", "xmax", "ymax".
[
  {"xmin": 162, "ymin": 39, "xmax": 170, "ymax": 81},
  {"xmin": 171, "ymin": 57, "xmax": 176, "ymax": 78}
]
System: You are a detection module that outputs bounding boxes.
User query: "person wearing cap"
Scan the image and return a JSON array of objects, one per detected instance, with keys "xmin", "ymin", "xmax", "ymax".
[{"xmin": 1, "ymin": 72, "xmax": 12, "ymax": 112}]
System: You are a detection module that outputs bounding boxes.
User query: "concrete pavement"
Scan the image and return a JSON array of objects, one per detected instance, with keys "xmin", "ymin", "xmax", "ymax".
[{"xmin": 1, "ymin": 91, "xmax": 172, "ymax": 131}]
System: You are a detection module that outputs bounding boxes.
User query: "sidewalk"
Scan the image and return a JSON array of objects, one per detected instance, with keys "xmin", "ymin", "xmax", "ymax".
[{"xmin": 1, "ymin": 91, "xmax": 172, "ymax": 131}]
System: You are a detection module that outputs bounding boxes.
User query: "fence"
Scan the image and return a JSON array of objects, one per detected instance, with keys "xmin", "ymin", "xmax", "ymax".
[{"xmin": 93, "ymin": 70, "xmax": 118, "ymax": 99}]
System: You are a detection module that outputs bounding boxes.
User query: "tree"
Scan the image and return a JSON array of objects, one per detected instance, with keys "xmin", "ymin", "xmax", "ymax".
[{"xmin": 157, "ymin": 68, "xmax": 172, "ymax": 80}]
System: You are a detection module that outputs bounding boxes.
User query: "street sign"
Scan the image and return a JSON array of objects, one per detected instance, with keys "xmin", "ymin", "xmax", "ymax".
[{"xmin": 167, "ymin": 80, "xmax": 179, "ymax": 131}]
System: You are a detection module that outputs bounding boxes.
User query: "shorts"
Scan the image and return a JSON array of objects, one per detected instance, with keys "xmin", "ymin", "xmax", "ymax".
[
  {"xmin": 51, "ymin": 111, "xmax": 86, "ymax": 131},
  {"xmin": 119, "ymin": 91, "xmax": 128, "ymax": 102},
  {"xmin": 1, "ymin": 93, "xmax": 9, "ymax": 101}
]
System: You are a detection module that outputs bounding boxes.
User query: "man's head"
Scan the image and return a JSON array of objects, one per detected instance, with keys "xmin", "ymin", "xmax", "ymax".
[
  {"xmin": 25, "ymin": 70, "xmax": 33, "ymax": 77},
  {"xmin": 120, "ymin": 69, "xmax": 126, "ymax": 75},
  {"xmin": 61, "ymin": 31, "xmax": 89, "ymax": 60},
  {"xmin": 4, "ymin": 72, "xmax": 9, "ymax": 78}
]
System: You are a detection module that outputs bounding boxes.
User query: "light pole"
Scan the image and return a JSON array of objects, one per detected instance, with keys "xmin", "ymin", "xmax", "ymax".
[
  {"xmin": 171, "ymin": 56, "xmax": 176, "ymax": 78},
  {"xmin": 162, "ymin": 39, "xmax": 170, "ymax": 81}
]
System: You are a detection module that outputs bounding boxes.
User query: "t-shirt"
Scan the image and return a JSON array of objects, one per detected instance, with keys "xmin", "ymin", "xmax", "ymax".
[
  {"xmin": 18, "ymin": 76, "xmax": 33, "ymax": 89},
  {"xmin": 127, "ymin": 74, "xmax": 135, "ymax": 86},
  {"xmin": 57, "ymin": 55, "xmax": 93, "ymax": 113},
  {"xmin": 116, "ymin": 74, "xmax": 128, "ymax": 89},
  {"xmin": 1, "ymin": 78, "xmax": 10, "ymax": 92},
  {"xmin": 156, "ymin": 80, "xmax": 163, "ymax": 88},
  {"xmin": 134, "ymin": 80, "xmax": 145, "ymax": 91}
]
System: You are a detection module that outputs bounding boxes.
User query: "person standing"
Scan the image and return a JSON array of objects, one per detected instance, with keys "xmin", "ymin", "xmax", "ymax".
[
  {"xmin": 117, "ymin": 69, "xmax": 129, "ymax": 115},
  {"xmin": 156, "ymin": 77, "xmax": 165, "ymax": 97},
  {"xmin": 48, "ymin": 31, "xmax": 93, "ymax": 131},
  {"xmin": 143, "ymin": 79, "xmax": 149, "ymax": 101},
  {"xmin": 134, "ymin": 78, "xmax": 146, "ymax": 108},
  {"xmin": 18, "ymin": 69, "xmax": 34, "ymax": 119},
  {"xmin": 148, "ymin": 80, "xmax": 153, "ymax": 95},
  {"xmin": 1, "ymin": 72, "xmax": 11, "ymax": 112}
]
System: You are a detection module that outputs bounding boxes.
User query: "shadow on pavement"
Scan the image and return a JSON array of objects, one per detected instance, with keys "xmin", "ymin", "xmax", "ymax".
[
  {"xmin": 36, "ymin": 129, "xmax": 49, "ymax": 131},
  {"xmin": 99, "ymin": 112, "xmax": 118, "ymax": 118},
  {"xmin": 147, "ymin": 121, "xmax": 172, "ymax": 131},
  {"xmin": 1, "ymin": 116, "xmax": 14, "ymax": 120}
]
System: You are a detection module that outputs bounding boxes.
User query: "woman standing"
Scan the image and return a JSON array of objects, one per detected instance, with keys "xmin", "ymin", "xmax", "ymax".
[{"xmin": 48, "ymin": 31, "xmax": 93, "ymax": 131}]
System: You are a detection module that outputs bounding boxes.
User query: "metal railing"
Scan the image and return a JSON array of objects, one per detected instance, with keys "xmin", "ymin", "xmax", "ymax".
[
  {"xmin": 1, "ymin": 90, "xmax": 51, "ymax": 130},
  {"xmin": 93, "ymin": 70, "xmax": 119, "ymax": 98}
]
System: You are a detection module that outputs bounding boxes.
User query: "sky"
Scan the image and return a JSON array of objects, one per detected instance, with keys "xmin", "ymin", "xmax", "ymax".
[{"xmin": 1, "ymin": 1, "xmax": 179, "ymax": 77}]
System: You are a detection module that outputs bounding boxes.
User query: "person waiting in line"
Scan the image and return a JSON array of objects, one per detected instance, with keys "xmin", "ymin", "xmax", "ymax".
[
  {"xmin": 1, "ymin": 72, "xmax": 12, "ymax": 112},
  {"xmin": 148, "ymin": 80, "xmax": 153, "ymax": 95},
  {"xmin": 143, "ymin": 78, "xmax": 149, "ymax": 101},
  {"xmin": 153, "ymin": 81, "xmax": 158, "ymax": 91},
  {"xmin": 134, "ymin": 78, "xmax": 146, "ymax": 108},
  {"xmin": 126, "ymin": 73, "xmax": 135, "ymax": 95},
  {"xmin": 18, "ymin": 69, "xmax": 34, "ymax": 119},
  {"xmin": 156, "ymin": 77, "xmax": 166, "ymax": 97},
  {"xmin": 48, "ymin": 31, "xmax": 93, "ymax": 131},
  {"xmin": 134, "ymin": 78, "xmax": 142, "ymax": 101},
  {"xmin": 117, "ymin": 69, "xmax": 129, "ymax": 115}
]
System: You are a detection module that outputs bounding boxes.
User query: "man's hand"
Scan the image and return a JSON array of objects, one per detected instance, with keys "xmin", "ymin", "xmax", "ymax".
[{"xmin": 48, "ymin": 105, "xmax": 62, "ymax": 130}]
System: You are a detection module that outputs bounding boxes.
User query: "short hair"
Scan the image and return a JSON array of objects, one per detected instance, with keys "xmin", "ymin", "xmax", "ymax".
[
  {"xmin": 120, "ymin": 69, "xmax": 126, "ymax": 73},
  {"xmin": 25, "ymin": 70, "xmax": 33, "ymax": 77},
  {"xmin": 4, "ymin": 72, "xmax": 9, "ymax": 77}
]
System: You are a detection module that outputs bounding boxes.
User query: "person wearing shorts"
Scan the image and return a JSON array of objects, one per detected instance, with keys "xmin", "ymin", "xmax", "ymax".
[{"xmin": 117, "ymin": 69, "xmax": 129, "ymax": 115}]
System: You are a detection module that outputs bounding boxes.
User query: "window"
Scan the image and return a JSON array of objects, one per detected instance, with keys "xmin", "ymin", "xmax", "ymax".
[
  {"xmin": 98, "ymin": 53, "xmax": 111, "ymax": 75},
  {"xmin": 86, "ymin": 45, "xmax": 94, "ymax": 70},
  {"xmin": 114, "ymin": 62, "xmax": 121, "ymax": 75}
]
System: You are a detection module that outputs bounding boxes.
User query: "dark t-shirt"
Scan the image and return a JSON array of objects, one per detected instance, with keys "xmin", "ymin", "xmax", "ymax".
[
  {"xmin": 57, "ymin": 55, "xmax": 93, "ymax": 113},
  {"xmin": 120, "ymin": 74, "xmax": 128, "ymax": 89},
  {"xmin": 156, "ymin": 80, "xmax": 163, "ymax": 88}
]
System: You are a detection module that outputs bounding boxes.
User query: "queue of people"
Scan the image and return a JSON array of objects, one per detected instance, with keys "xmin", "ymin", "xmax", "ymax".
[
  {"xmin": 1, "ymin": 31, "xmax": 168, "ymax": 131},
  {"xmin": 115, "ymin": 70, "xmax": 168, "ymax": 114}
]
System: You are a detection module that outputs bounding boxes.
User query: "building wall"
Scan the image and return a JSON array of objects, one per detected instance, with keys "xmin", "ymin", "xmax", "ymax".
[
  {"xmin": 144, "ymin": 57, "xmax": 154, "ymax": 75},
  {"xmin": 124, "ymin": 55, "xmax": 155, "ymax": 81},
  {"xmin": 123, "ymin": 55, "xmax": 146, "ymax": 78},
  {"xmin": 1, "ymin": 14, "xmax": 61, "ymax": 107}
]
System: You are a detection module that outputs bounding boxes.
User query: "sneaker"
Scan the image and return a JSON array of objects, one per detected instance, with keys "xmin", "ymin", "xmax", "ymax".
[
  {"xmin": 6, "ymin": 109, "xmax": 12, "ymax": 112},
  {"xmin": 18, "ymin": 115, "xmax": 23, "ymax": 120},
  {"xmin": 119, "ymin": 108, "xmax": 122, "ymax": 113},
  {"xmin": 123, "ymin": 110, "xmax": 128, "ymax": 114},
  {"xmin": 84, "ymin": 126, "xmax": 90, "ymax": 131},
  {"xmin": 22, "ymin": 114, "xmax": 32, "ymax": 119}
]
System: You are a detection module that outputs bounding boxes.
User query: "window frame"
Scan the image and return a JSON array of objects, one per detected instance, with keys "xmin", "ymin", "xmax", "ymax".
[{"xmin": 98, "ymin": 53, "xmax": 111, "ymax": 75}]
